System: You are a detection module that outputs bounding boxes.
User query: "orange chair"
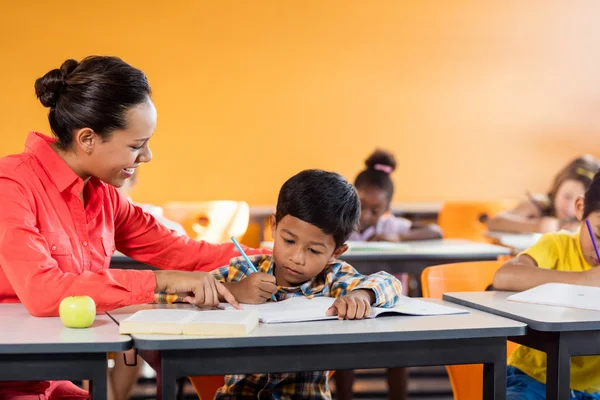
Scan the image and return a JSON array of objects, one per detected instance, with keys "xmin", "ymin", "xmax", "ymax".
[
  {"xmin": 189, "ymin": 371, "xmax": 336, "ymax": 399},
  {"xmin": 421, "ymin": 261, "xmax": 517, "ymax": 400},
  {"xmin": 438, "ymin": 201, "xmax": 517, "ymax": 242}
]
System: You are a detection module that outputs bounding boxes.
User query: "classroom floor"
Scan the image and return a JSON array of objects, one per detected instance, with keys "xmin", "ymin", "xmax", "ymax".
[{"xmin": 129, "ymin": 364, "xmax": 454, "ymax": 399}]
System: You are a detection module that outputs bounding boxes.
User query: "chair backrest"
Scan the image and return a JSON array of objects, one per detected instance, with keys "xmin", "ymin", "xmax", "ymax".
[
  {"xmin": 422, "ymin": 260, "xmax": 503, "ymax": 299},
  {"xmin": 438, "ymin": 201, "xmax": 516, "ymax": 242},
  {"xmin": 163, "ymin": 201, "xmax": 250, "ymax": 243},
  {"xmin": 421, "ymin": 261, "xmax": 515, "ymax": 400}
]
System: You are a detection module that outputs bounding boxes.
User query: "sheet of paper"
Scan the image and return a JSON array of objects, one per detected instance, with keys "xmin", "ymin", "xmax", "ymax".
[{"xmin": 507, "ymin": 283, "xmax": 600, "ymax": 311}]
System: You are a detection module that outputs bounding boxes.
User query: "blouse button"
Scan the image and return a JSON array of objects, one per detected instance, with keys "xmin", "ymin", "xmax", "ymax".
[
  {"xmin": 83, "ymin": 241, "xmax": 88, "ymax": 247},
  {"xmin": 136, "ymin": 295, "xmax": 143, "ymax": 301},
  {"xmin": 51, "ymin": 245, "xmax": 57, "ymax": 251}
]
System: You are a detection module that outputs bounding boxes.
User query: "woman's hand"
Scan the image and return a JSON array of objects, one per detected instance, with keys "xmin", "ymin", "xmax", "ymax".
[{"xmin": 154, "ymin": 270, "xmax": 241, "ymax": 309}]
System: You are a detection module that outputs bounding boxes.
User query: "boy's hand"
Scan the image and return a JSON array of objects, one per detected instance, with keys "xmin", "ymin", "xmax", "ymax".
[
  {"xmin": 582, "ymin": 267, "xmax": 600, "ymax": 284},
  {"xmin": 226, "ymin": 272, "xmax": 277, "ymax": 304},
  {"xmin": 326, "ymin": 290, "xmax": 375, "ymax": 319}
]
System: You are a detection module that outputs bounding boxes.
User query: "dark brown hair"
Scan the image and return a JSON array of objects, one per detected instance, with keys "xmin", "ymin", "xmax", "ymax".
[
  {"xmin": 34, "ymin": 56, "xmax": 151, "ymax": 150},
  {"xmin": 547, "ymin": 155, "xmax": 600, "ymax": 217},
  {"xmin": 354, "ymin": 149, "xmax": 397, "ymax": 202},
  {"xmin": 276, "ymin": 169, "xmax": 360, "ymax": 248}
]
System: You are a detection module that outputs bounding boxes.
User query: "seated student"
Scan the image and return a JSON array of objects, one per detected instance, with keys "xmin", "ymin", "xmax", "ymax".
[
  {"xmin": 349, "ymin": 149, "xmax": 442, "ymax": 242},
  {"xmin": 487, "ymin": 155, "xmax": 600, "ymax": 234},
  {"xmin": 339, "ymin": 149, "xmax": 441, "ymax": 400},
  {"xmin": 493, "ymin": 171, "xmax": 600, "ymax": 399},
  {"xmin": 117, "ymin": 169, "xmax": 187, "ymax": 236},
  {"xmin": 209, "ymin": 169, "xmax": 403, "ymax": 400}
]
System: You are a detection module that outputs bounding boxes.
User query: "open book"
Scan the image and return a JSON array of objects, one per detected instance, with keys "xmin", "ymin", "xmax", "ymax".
[
  {"xmin": 119, "ymin": 309, "xmax": 259, "ymax": 336},
  {"xmin": 220, "ymin": 296, "xmax": 467, "ymax": 324},
  {"xmin": 507, "ymin": 283, "xmax": 600, "ymax": 311}
]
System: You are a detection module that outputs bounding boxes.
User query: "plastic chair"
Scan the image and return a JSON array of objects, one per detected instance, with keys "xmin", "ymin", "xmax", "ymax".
[
  {"xmin": 162, "ymin": 201, "xmax": 250, "ymax": 243},
  {"xmin": 189, "ymin": 371, "xmax": 336, "ymax": 399},
  {"xmin": 421, "ymin": 261, "xmax": 517, "ymax": 400},
  {"xmin": 438, "ymin": 201, "xmax": 517, "ymax": 242}
]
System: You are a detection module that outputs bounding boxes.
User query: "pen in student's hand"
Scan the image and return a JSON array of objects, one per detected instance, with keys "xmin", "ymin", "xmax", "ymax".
[
  {"xmin": 586, "ymin": 219, "xmax": 600, "ymax": 265},
  {"xmin": 231, "ymin": 237, "xmax": 277, "ymax": 301}
]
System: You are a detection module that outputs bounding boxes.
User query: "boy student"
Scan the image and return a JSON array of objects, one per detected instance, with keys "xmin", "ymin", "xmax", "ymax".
[{"xmin": 208, "ymin": 169, "xmax": 403, "ymax": 399}]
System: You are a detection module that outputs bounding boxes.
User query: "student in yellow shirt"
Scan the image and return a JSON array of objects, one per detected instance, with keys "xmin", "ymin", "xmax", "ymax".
[{"xmin": 493, "ymin": 171, "xmax": 600, "ymax": 399}]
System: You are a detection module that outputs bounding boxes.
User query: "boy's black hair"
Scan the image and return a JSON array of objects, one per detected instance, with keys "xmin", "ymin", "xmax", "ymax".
[
  {"xmin": 583, "ymin": 171, "xmax": 600, "ymax": 219},
  {"xmin": 354, "ymin": 149, "xmax": 396, "ymax": 202},
  {"xmin": 275, "ymin": 169, "xmax": 360, "ymax": 248}
]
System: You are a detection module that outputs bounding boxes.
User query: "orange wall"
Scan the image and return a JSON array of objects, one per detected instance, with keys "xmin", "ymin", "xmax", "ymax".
[{"xmin": 2, "ymin": 1, "xmax": 600, "ymax": 206}]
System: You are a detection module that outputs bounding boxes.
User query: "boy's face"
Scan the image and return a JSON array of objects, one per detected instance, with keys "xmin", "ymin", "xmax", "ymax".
[
  {"xmin": 269, "ymin": 214, "xmax": 348, "ymax": 287},
  {"xmin": 575, "ymin": 197, "xmax": 600, "ymax": 266}
]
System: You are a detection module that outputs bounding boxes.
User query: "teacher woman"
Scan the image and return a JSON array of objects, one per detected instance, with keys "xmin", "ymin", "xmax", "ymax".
[{"xmin": 0, "ymin": 56, "xmax": 265, "ymax": 399}]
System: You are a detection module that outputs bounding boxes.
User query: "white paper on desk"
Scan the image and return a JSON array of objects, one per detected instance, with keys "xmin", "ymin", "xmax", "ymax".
[
  {"xmin": 507, "ymin": 283, "xmax": 600, "ymax": 311},
  {"xmin": 220, "ymin": 296, "xmax": 467, "ymax": 324}
]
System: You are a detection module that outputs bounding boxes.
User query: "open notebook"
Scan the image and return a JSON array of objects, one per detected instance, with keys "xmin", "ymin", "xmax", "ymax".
[
  {"xmin": 220, "ymin": 296, "xmax": 467, "ymax": 324},
  {"xmin": 119, "ymin": 309, "xmax": 259, "ymax": 336},
  {"xmin": 507, "ymin": 283, "xmax": 600, "ymax": 311}
]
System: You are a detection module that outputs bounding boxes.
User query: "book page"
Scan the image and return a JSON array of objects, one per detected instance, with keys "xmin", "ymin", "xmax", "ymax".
[
  {"xmin": 507, "ymin": 283, "xmax": 600, "ymax": 311},
  {"xmin": 371, "ymin": 297, "xmax": 468, "ymax": 317},
  {"xmin": 221, "ymin": 296, "xmax": 466, "ymax": 323},
  {"xmin": 220, "ymin": 297, "xmax": 336, "ymax": 323}
]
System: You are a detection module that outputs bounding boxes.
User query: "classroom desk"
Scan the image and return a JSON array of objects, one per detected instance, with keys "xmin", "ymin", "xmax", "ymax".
[
  {"xmin": 110, "ymin": 239, "xmax": 510, "ymax": 277},
  {"xmin": 0, "ymin": 304, "xmax": 131, "ymax": 399},
  {"xmin": 110, "ymin": 239, "xmax": 510, "ymax": 299},
  {"xmin": 485, "ymin": 232, "xmax": 541, "ymax": 253},
  {"xmin": 250, "ymin": 203, "xmax": 441, "ymax": 242},
  {"xmin": 260, "ymin": 239, "xmax": 511, "ymax": 275},
  {"xmin": 108, "ymin": 299, "xmax": 525, "ymax": 400},
  {"xmin": 443, "ymin": 291, "xmax": 600, "ymax": 400}
]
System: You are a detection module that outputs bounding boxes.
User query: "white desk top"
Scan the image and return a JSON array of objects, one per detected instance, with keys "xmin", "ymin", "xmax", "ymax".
[
  {"xmin": 249, "ymin": 203, "xmax": 442, "ymax": 219},
  {"xmin": 0, "ymin": 303, "xmax": 131, "ymax": 354},
  {"xmin": 485, "ymin": 232, "xmax": 542, "ymax": 252},
  {"xmin": 444, "ymin": 291, "xmax": 600, "ymax": 332},
  {"xmin": 260, "ymin": 239, "xmax": 510, "ymax": 259},
  {"xmin": 107, "ymin": 299, "xmax": 525, "ymax": 350}
]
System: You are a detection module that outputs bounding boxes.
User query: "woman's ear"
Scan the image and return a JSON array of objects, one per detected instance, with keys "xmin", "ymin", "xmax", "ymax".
[
  {"xmin": 329, "ymin": 244, "xmax": 349, "ymax": 262},
  {"xmin": 73, "ymin": 128, "xmax": 96, "ymax": 155},
  {"xmin": 575, "ymin": 196, "xmax": 585, "ymax": 221}
]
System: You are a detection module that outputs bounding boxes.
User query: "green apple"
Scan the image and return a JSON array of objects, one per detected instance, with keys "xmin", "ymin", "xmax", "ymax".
[{"xmin": 59, "ymin": 296, "xmax": 96, "ymax": 328}]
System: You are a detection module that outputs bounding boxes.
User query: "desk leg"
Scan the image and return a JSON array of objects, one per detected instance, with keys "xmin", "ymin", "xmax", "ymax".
[
  {"xmin": 157, "ymin": 356, "xmax": 177, "ymax": 400},
  {"xmin": 88, "ymin": 359, "xmax": 108, "ymax": 400},
  {"xmin": 545, "ymin": 336, "xmax": 570, "ymax": 400},
  {"xmin": 483, "ymin": 341, "xmax": 506, "ymax": 400}
]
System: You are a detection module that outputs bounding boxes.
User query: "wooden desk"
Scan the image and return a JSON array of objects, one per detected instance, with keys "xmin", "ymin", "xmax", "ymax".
[
  {"xmin": 444, "ymin": 291, "xmax": 600, "ymax": 400},
  {"xmin": 108, "ymin": 299, "xmax": 525, "ymax": 400},
  {"xmin": 0, "ymin": 304, "xmax": 131, "ymax": 399}
]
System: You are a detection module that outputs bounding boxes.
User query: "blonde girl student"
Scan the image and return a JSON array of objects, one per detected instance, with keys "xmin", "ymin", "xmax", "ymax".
[{"xmin": 487, "ymin": 155, "xmax": 600, "ymax": 234}]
